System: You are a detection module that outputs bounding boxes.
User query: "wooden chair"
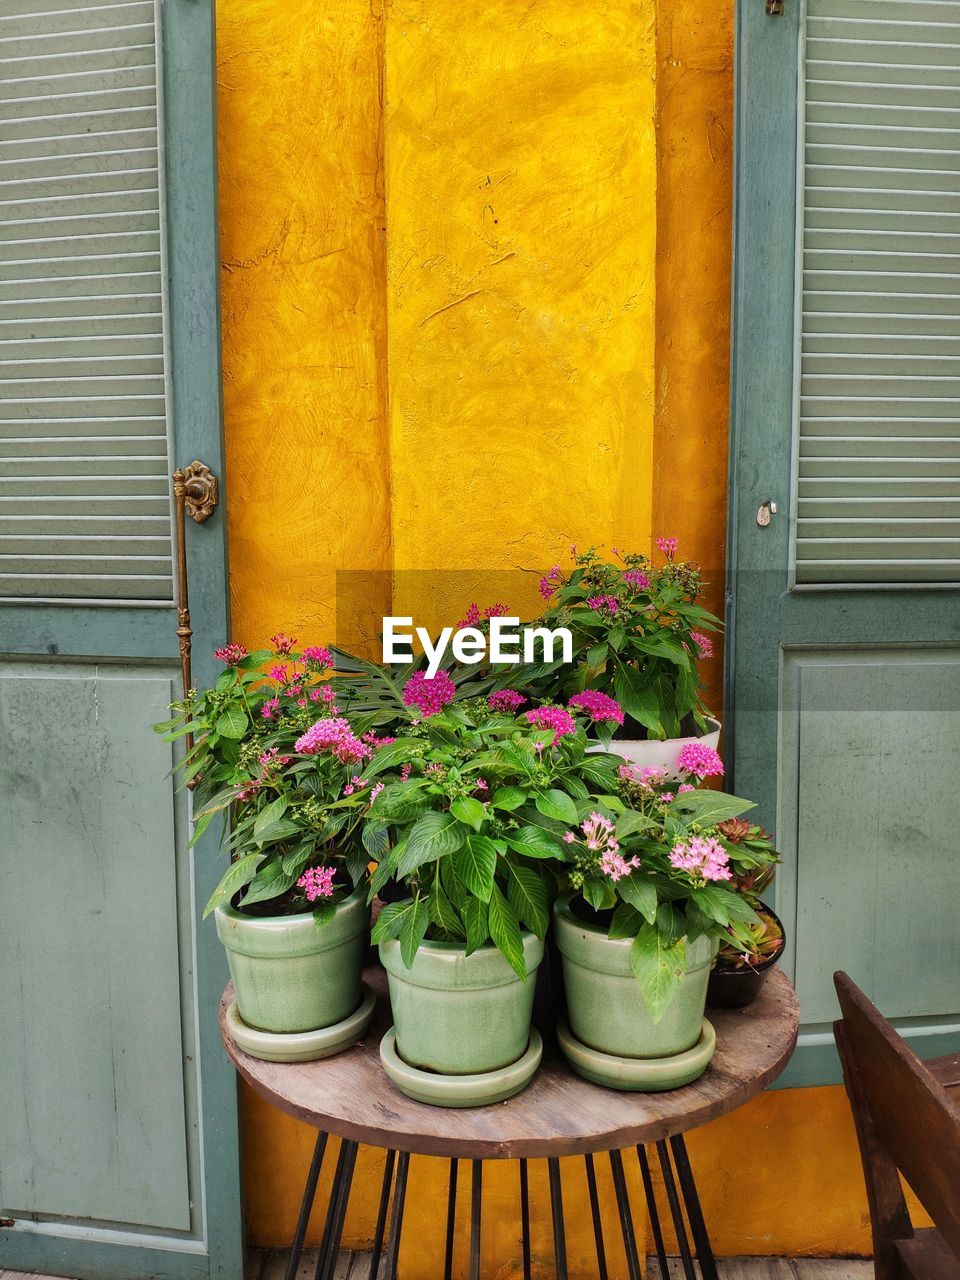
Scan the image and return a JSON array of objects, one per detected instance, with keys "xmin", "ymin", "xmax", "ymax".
[{"xmin": 834, "ymin": 971, "xmax": 960, "ymax": 1280}]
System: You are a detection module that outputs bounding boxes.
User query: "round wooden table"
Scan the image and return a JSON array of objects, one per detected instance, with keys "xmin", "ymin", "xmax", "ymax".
[{"xmin": 221, "ymin": 965, "xmax": 798, "ymax": 1280}]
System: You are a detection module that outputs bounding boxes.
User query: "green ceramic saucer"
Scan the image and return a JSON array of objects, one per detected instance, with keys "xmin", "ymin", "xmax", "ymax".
[
  {"xmin": 225, "ymin": 982, "xmax": 376, "ymax": 1063},
  {"xmin": 379, "ymin": 1026, "xmax": 543, "ymax": 1108},
  {"xmin": 557, "ymin": 1018, "xmax": 716, "ymax": 1092}
]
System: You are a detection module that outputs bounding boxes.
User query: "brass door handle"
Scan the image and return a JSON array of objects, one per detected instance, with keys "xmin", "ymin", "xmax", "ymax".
[{"xmin": 173, "ymin": 462, "xmax": 218, "ymax": 745}]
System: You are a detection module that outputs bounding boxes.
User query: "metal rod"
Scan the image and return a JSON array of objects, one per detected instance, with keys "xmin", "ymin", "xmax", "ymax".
[
  {"xmin": 547, "ymin": 1158, "xmax": 568, "ymax": 1280},
  {"xmin": 637, "ymin": 1145, "xmax": 670, "ymax": 1280},
  {"xmin": 609, "ymin": 1150, "xmax": 642, "ymax": 1280},
  {"xmin": 317, "ymin": 1140, "xmax": 359, "ymax": 1280},
  {"xmin": 670, "ymin": 1135, "xmax": 719, "ymax": 1280},
  {"xmin": 519, "ymin": 1158, "xmax": 531, "ymax": 1280},
  {"xmin": 469, "ymin": 1160, "xmax": 483, "ymax": 1280},
  {"xmin": 584, "ymin": 1154, "xmax": 608, "ymax": 1280},
  {"xmin": 367, "ymin": 1148, "xmax": 397, "ymax": 1280},
  {"xmin": 443, "ymin": 1159, "xmax": 459, "ymax": 1280},
  {"xmin": 656, "ymin": 1139, "xmax": 696, "ymax": 1280},
  {"xmin": 170, "ymin": 461, "xmax": 217, "ymax": 754},
  {"xmin": 384, "ymin": 1151, "xmax": 410, "ymax": 1280},
  {"xmin": 284, "ymin": 1131, "xmax": 328, "ymax": 1280}
]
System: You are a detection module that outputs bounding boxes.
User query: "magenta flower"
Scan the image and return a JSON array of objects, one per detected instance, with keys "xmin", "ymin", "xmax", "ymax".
[
  {"xmin": 260, "ymin": 698, "xmax": 280, "ymax": 720},
  {"xmin": 268, "ymin": 664, "xmax": 288, "ymax": 683},
  {"xmin": 538, "ymin": 565, "xmax": 563, "ymax": 600},
  {"xmin": 656, "ymin": 536, "xmax": 678, "ymax": 559},
  {"xmin": 587, "ymin": 594, "xmax": 619, "ymax": 615},
  {"xmin": 295, "ymin": 717, "xmax": 371, "ymax": 764},
  {"xmin": 568, "ymin": 690, "xmax": 625, "ymax": 725},
  {"xmin": 363, "ymin": 731, "xmax": 396, "ymax": 747},
  {"xmin": 488, "ymin": 689, "xmax": 526, "ymax": 713},
  {"xmin": 485, "ymin": 603, "xmax": 509, "ymax": 619},
  {"xmin": 676, "ymin": 741, "xmax": 724, "ymax": 780},
  {"xmin": 691, "ymin": 630, "xmax": 714, "ymax": 659},
  {"xmin": 302, "ymin": 645, "xmax": 333, "ymax": 668},
  {"xmin": 298, "ymin": 865, "xmax": 337, "ymax": 902},
  {"xmin": 370, "ymin": 781, "xmax": 384, "ymax": 803},
  {"xmin": 214, "ymin": 642, "xmax": 248, "ymax": 665},
  {"xmin": 623, "ymin": 569, "xmax": 649, "ymax": 589},
  {"xmin": 402, "ymin": 670, "xmax": 456, "ymax": 718},
  {"xmin": 456, "ymin": 603, "xmax": 481, "ymax": 629},
  {"xmin": 524, "ymin": 705, "xmax": 576, "ymax": 745},
  {"xmin": 270, "ymin": 633, "xmax": 297, "ymax": 655},
  {"xmin": 669, "ymin": 836, "xmax": 731, "ymax": 883}
]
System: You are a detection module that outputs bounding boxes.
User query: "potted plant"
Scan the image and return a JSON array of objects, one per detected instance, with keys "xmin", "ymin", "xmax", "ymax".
[
  {"xmin": 552, "ymin": 752, "xmax": 780, "ymax": 1090},
  {"xmin": 530, "ymin": 543, "xmax": 722, "ymax": 776},
  {"xmin": 156, "ymin": 636, "xmax": 383, "ymax": 1060},
  {"xmin": 364, "ymin": 673, "xmax": 623, "ymax": 1106},
  {"xmin": 706, "ymin": 818, "xmax": 784, "ymax": 1008}
]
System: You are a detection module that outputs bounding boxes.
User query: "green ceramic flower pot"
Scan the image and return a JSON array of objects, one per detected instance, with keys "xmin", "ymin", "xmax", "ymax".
[
  {"xmin": 215, "ymin": 885, "xmax": 369, "ymax": 1034},
  {"xmin": 554, "ymin": 893, "xmax": 718, "ymax": 1059},
  {"xmin": 379, "ymin": 934, "xmax": 544, "ymax": 1075}
]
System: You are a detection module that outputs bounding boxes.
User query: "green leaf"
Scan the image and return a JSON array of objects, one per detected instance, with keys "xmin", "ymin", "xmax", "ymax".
[
  {"xmin": 372, "ymin": 781, "xmax": 431, "ymax": 823},
  {"xmin": 203, "ymin": 852, "xmax": 263, "ymax": 918},
  {"xmin": 396, "ymin": 812, "xmax": 467, "ymax": 876},
  {"xmin": 487, "ymin": 884, "xmax": 527, "ymax": 981},
  {"xmin": 577, "ymin": 755, "xmax": 622, "ymax": 790},
  {"xmin": 491, "ymin": 785, "xmax": 527, "ymax": 812},
  {"xmin": 371, "ymin": 897, "xmax": 418, "ymax": 943},
  {"xmin": 630, "ymin": 924, "xmax": 686, "ymax": 1022},
  {"xmin": 215, "ymin": 704, "xmax": 248, "ymax": 740},
  {"xmin": 462, "ymin": 897, "xmax": 489, "ymax": 955},
  {"xmin": 400, "ymin": 895, "xmax": 430, "ymax": 968},
  {"xmin": 656, "ymin": 902, "xmax": 686, "ymax": 945},
  {"xmin": 618, "ymin": 873, "xmax": 658, "ymax": 924},
  {"xmin": 312, "ymin": 898, "xmax": 337, "ymax": 929},
  {"xmin": 451, "ymin": 796, "xmax": 488, "ymax": 832},
  {"xmin": 241, "ymin": 861, "xmax": 299, "ymax": 906},
  {"xmin": 613, "ymin": 666, "xmax": 661, "ymax": 733},
  {"xmin": 691, "ymin": 884, "xmax": 762, "ymax": 928},
  {"xmin": 534, "ymin": 788, "xmax": 579, "ymax": 824},
  {"xmin": 253, "ymin": 795, "xmax": 289, "ymax": 839},
  {"xmin": 451, "ymin": 835, "xmax": 497, "ymax": 902},
  {"xmin": 362, "ymin": 822, "xmax": 389, "ymax": 858},
  {"xmin": 428, "ymin": 875, "xmax": 464, "ymax": 937},
  {"xmin": 615, "ymin": 809, "xmax": 656, "ymax": 840},
  {"xmin": 507, "ymin": 825, "xmax": 565, "ymax": 861},
  {"xmin": 506, "ymin": 863, "xmax": 550, "ymax": 937},
  {"xmin": 608, "ymin": 902, "xmax": 641, "ymax": 939},
  {"xmin": 497, "ymin": 740, "xmax": 536, "ymax": 775},
  {"xmin": 360, "ymin": 739, "xmax": 422, "ymax": 779},
  {"xmin": 582, "ymin": 876, "xmax": 615, "ymax": 911},
  {"xmin": 253, "ymin": 817, "xmax": 302, "ymax": 847},
  {"xmin": 668, "ymin": 790, "xmax": 755, "ymax": 826}
]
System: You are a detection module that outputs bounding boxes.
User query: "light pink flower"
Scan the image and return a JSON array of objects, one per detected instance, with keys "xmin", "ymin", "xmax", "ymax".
[
  {"xmin": 370, "ymin": 782, "xmax": 384, "ymax": 802},
  {"xmin": 676, "ymin": 742, "xmax": 724, "ymax": 780},
  {"xmin": 600, "ymin": 850, "xmax": 642, "ymax": 882},
  {"xmin": 691, "ymin": 631, "xmax": 714, "ymax": 659},
  {"xmin": 298, "ymin": 865, "xmax": 336, "ymax": 901},
  {"xmin": 581, "ymin": 811, "xmax": 617, "ymax": 852},
  {"xmin": 295, "ymin": 717, "xmax": 371, "ymax": 765},
  {"xmin": 656, "ymin": 536, "xmax": 678, "ymax": 559},
  {"xmin": 669, "ymin": 836, "xmax": 731, "ymax": 883},
  {"xmin": 568, "ymin": 690, "xmax": 625, "ymax": 725},
  {"xmin": 214, "ymin": 642, "xmax": 248, "ymax": 665},
  {"xmin": 402, "ymin": 670, "xmax": 456, "ymax": 718}
]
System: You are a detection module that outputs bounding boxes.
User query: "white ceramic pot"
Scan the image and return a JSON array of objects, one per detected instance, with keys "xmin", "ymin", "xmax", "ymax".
[{"xmin": 588, "ymin": 717, "xmax": 721, "ymax": 782}]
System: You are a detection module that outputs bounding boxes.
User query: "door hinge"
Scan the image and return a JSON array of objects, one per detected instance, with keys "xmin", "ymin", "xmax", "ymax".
[{"xmin": 766, "ymin": 0, "xmax": 784, "ymax": 13}]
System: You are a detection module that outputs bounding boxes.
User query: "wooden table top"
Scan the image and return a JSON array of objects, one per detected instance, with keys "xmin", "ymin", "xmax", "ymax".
[{"xmin": 220, "ymin": 964, "xmax": 799, "ymax": 1159}]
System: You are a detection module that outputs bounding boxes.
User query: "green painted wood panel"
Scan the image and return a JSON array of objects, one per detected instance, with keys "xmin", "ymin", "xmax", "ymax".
[
  {"xmin": 0, "ymin": 663, "xmax": 193, "ymax": 1232},
  {"xmin": 729, "ymin": 0, "xmax": 960, "ymax": 1086}
]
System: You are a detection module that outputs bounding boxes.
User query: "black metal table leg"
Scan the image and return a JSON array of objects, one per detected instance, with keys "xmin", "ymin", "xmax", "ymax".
[
  {"xmin": 443, "ymin": 1158, "xmax": 458, "ymax": 1280},
  {"xmin": 584, "ymin": 1154, "xmax": 608, "ymax": 1280},
  {"xmin": 367, "ymin": 1148, "xmax": 396, "ymax": 1280},
  {"xmin": 284, "ymin": 1131, "xmax": 328, "ymax": 1280},
  {"xmin": 656, "ymin": 1140, "xmax": 696, "ymax": 1280},
  {"xmin": 669, "ymin": 1135, "xmax": 719, "ymax": 1280},
  {"xmin": 383, "ymin": 1150, "xmax": 410, "ymax": 1280},
  {"xmin": 469, "ymin": 1159, "xmax": 483, "ymax": 1280},
  {"xmin": 609, "ymin": 1149, "xmax": 642, "ymax": 1280},
  {"xmin": 317, "ymin": 1140, "xmax": 359, "ymax": 1280},
  {"xmin": 519, "ymin": 1158, "xmax": 532, "ymax": 1280},
  {"xmin": 636, "ymin": 1144, "xmax": 671, "ymax": 1280},
  {"xmin": 547, "ymin": 1157, "xmax": 568, "ymax": 1280}
]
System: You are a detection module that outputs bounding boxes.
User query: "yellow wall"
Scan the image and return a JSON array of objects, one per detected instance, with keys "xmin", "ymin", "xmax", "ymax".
[{"xmin": 217, "ymin": 0, "xmax": 876, "ymax": 1265}]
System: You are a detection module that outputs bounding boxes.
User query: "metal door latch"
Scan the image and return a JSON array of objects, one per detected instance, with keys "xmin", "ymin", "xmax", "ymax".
[
  {"xmin": 766, "ymin": 0, "xmax": 784, "ymax": 13},
  {"xmin": 756, "ymin": 500, "xmax": 778, "ymax": 527}
]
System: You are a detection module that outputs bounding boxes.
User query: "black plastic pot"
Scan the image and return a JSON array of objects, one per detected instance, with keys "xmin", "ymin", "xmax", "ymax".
[{"xmin": 706, "ymin": 902, "xmax": 785, "ymax": 1010}]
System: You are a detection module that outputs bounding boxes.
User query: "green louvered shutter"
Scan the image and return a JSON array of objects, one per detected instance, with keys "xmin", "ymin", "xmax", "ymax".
[
  {"xmin": 797, "ymin": 0, "xmax": 960, "ymax": 584},
  {"xmin": 0, "ymin": 0, "xmax": 173, "ymax": 602}
]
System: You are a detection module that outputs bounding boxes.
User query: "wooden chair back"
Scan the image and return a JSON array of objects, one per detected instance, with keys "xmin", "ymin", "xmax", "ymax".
[{"xmin": 834, "ymin": 971, "xmax": 960, "ymax": 1271}]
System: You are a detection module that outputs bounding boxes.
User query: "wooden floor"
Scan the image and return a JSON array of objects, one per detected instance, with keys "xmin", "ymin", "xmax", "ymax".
[{"xmin": 1, "ymin": 1257, "xmax": 876, "ymax": 1280}]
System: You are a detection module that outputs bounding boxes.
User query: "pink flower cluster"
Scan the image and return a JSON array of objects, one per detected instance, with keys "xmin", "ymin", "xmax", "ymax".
[
  {"xmin": 302, "ymin": 646, "xmax": 333, "ymax": 668},
  {"xmin": 297, "ymin": 865, "xmax": 336, "ymax": 901},
  {"xmin": 261, "ymin": 698, "xmax": 280, "ymax": 720},
  {"xmin": 656, "ymin": 536, "xmax": 678, "ymax": 559},
  {"xmin": 587, "ymin": 594, "xmax": 619, "ymax": 615},
  {"xmin": 214, "ymin": 642, "xmax": 248, "ymax": 665},
  {"xmin": 669, "ymin": 836, "xmax": 731, "ymax": 883},
  {"xmin": 488, "ymin": 689, "xmax": 526, "ymax": 713},
  {"xmin": 402, "ymin": 670, "xmax": 456, "ymax": 718},
  {"xmin": 456, "ymin": 603, "xmax": 510, "ymax": 629},
  {"xmin": 568, "ymin": 690, "xmax": 624, "ymax": 725},
  {"xmin": 524, "ymin": 705, "xmax": 576, "ymax": 745},
  {"xmin": 676, "ymin": 742, "xmax": 724, "ymax": 779},
  {"xmin": 576, "ymin": 812, "xmax": 641, "ymax": 882},
  {"xmin": 295, "ymin": 717, "xmax": 371, "ymax": 765},
  {"xmin": 539, "ymin": 565, "xmax": 563, "ymax": 600},
  {"xmin": 270, "ymin": 633, "xmax": 297, "ymax": 655},
  {"xmin": 690, "ymin": 631, "xmax": 713, "ymax": 659},
  {"xmin": 623, "ymin": 569, "xmax": 649, "ymax": 589}
]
